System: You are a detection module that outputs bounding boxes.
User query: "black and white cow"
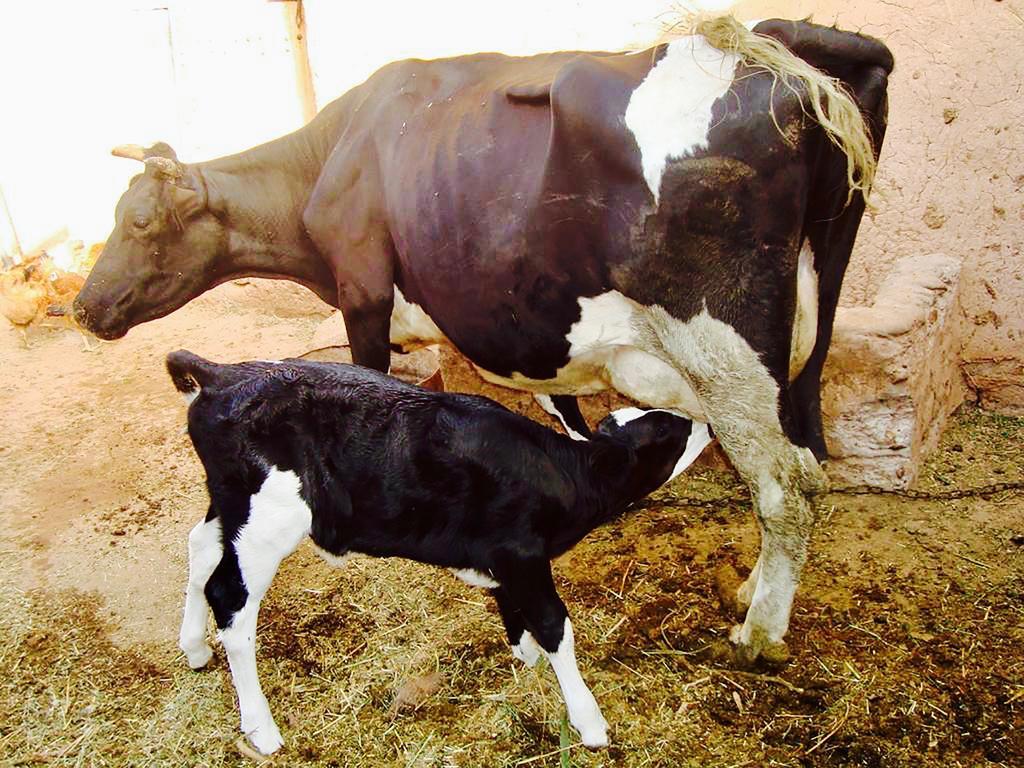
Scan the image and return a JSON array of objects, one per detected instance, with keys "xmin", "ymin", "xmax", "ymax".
[
  {"xmin": 168, "ymin": 350, "xmax": 711, "ymax": 754},
  {"xmin": 78, "ymin": 17, "xmax": 893, "ymax": 665}
]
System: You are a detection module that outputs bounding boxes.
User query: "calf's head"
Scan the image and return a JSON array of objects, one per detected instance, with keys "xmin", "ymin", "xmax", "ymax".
[
  {"xmin": 74, "ymin": 143, "xmax": 224, "ymax": 339},
  {"xmin": 595, "ymin": 409, "xmax": 712, "ymax": 500}
]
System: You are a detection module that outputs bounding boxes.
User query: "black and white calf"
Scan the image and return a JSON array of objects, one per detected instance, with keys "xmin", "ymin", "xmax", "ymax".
[{"xmin": 167, "ymin": 351, "xmax": 710, "ymax": 754}]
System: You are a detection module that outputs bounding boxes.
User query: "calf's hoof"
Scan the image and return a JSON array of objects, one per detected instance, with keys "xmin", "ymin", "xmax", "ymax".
[
  {"xmin": 182, "ymin": 643, "xmax": 213, "ymax": 670},
  {"xmin": 246, "ymin": 720, "xmax": 285, "ymax": 756},
  {"xmin": 574, "ymin": 715, "xmax": 610, "ymax": 749}
]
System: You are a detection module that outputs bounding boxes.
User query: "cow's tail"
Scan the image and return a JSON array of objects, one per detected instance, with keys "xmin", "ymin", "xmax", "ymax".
[
  {"xmin": 166, "ymin": 349, "xmax": 225, "ymax": 404},
  {"xmin": 675, "ymin": 14, "xmax": 883, "ymax": 204}
]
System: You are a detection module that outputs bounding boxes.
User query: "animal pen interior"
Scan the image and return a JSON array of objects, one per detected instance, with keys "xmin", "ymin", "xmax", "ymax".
[{"xmin": 1, "ymin": 2, "xmax": 1021, "ymax": 767}]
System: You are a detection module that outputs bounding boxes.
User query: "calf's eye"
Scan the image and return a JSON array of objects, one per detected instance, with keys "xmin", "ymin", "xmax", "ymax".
[{"xmin": 133, "ymin": 216, "xmax": 150, "ymax": 230}]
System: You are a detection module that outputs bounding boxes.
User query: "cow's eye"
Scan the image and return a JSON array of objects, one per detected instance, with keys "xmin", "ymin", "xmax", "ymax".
[{"xmin": 133, "ymin": 216, "xmax": 150, "ymax": 230}]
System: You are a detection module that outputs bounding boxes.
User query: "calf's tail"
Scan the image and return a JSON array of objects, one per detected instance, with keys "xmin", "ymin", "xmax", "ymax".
[{"xmin": 166, "ymin": 349, "xmax": 224, "ymax": 401}]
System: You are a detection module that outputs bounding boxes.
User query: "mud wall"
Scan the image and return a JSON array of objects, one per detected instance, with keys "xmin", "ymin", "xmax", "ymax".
[{"xmin": 734, "ymin": 0, "xmax": 1024, "ymax": 412}]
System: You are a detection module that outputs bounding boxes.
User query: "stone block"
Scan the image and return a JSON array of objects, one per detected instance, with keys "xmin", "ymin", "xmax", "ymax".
[{"xmin": 821, "ymin": 254, "xmax": 966, "ymax": 488}]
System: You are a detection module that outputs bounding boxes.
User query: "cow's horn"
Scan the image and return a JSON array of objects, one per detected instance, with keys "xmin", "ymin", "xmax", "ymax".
[
  {"xmin": 111, "ymin": 144, "xmax": 148, "ymax": 161},
  {"xmin": 145, "ymin": 156, "xmax": 183, "ymax": 181}
]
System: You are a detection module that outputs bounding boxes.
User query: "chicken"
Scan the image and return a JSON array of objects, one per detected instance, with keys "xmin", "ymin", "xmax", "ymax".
[
  {"xmin": 1, "ymin": 255, "xmax": 93, "ymax": 349},
  {"xmin": 0, "ymin": 261, "xmax": 49, "ymax": 346}
]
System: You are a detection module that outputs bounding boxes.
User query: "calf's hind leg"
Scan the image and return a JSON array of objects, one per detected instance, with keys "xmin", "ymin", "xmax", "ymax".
[
  {"xmin": 205, "ymin": 469, "xmax": 313, "ymax": 755},
  {"xmin": 179, "ymin": 515, "xmax": 223, "ymax": 669},
  {"xmin": 490, "ymin": 587, "xmax": 541, "ymax": 667},
  {"xmin": 495, "ymin": 559, "xmax": 608, "ymax": 747}
]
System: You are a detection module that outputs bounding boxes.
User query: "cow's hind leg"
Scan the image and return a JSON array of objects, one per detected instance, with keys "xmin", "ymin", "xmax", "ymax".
[
  {"xmin": 205, "ymin": 469, "xmax": 312, "ymax": 755},
  {"xmin": 179, "ymin": 515, "xmax": 223, "ymax": 669},
  {"xmin": 648, "ymin": 308, "xmax": 826, "ymax": 666}
]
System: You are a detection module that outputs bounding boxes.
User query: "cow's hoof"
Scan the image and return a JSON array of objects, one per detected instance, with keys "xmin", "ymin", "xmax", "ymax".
[
  {"xmin": 246, "ymin": 720, "xmax": 284, "ymax": 756},
  {"xmin": 183, "ymin": 643, "xmax": 213, "ymax": 670},
  {"xmin": 730, "ymin": 624, "xmax": 790, "ymax": 669}
]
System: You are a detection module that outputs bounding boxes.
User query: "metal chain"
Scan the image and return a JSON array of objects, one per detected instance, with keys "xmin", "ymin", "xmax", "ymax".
[
  {"xmin": 823, "ymin": 480, "xmax": 1024, "ymax": 501},
  {"xmin": 639, "ymin": 480, "xmax": 1024, "ymax": 510}
]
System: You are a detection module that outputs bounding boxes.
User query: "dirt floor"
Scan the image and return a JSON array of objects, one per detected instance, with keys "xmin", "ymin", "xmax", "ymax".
[{"xmin": 0, "ymin": 283, "xmax": 1021, "ymax": 768}]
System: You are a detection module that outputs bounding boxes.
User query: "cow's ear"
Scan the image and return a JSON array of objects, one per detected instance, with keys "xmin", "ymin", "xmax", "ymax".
[{"xmin": 170, "ymin": 181, "xmax": 207, "ymax": 220}]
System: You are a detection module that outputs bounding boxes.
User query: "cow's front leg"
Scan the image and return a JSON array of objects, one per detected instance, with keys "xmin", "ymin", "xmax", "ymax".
[{"xmin": 339, "ymin": 285, "xmax": 394, "ymax": 373}]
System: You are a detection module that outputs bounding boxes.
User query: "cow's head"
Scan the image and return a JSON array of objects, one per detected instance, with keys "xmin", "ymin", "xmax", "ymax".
[{"xmin": 74, "ymin": 142, "xmax": 225, "ymax": 339}]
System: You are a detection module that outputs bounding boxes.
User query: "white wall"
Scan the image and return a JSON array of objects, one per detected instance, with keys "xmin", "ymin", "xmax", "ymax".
[
  {"xmin": 303, "ymin": 0, "xmax": 677, "ymax": 105},
  {"xmin": 0, "ymin": 0, "xmax": 307, "ymax": 264}
]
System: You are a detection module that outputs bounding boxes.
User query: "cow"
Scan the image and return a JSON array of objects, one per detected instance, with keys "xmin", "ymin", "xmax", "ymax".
[
  {"xmin": 75, "ymin": 16, "xmax": 894, "ymax": 665},
  {"xmin": 167, "ymin": 350, "xmax": 712, "ymax": 753}
]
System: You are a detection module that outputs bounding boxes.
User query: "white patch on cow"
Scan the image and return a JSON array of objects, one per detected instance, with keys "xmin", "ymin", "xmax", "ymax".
[
  {"xmin": 534, "ymin": 394, "xmax": 588, "ymax": 441},
  {"xmin": 312, "ymin": 546, "xmax": 365, "ymax": 569},
  {"xmin": 390, "ymin": 286, "xmax": 447, "ymax": 350},
  {"xmin": 624, "ymin": 35, "xmax": 740, "ymax": 202},
  {"xmin": 451, "ymin": 568, "xmax": 500, "ymax": 589},
  {"xmin": 181, "ymin": 389, "xmax": 199, "ymax": 406},
  {"xmin": 219, "ymin": 468, "xmax": 312, "ymax": 755},
  {"xmin": 789, "ymin": 240, "xmax": 819, "ymax": 380},
  {"xmin": 179, "ymin": 517, "xmax": 222, "ymax": 669},
  {"xmin": 512, "ymin": 630, "xmax": 542, "ymax": 667},
  {"xmin": 259, "ymin": 359, "xmax": 282, "ymax": 365},
  {"xmin": 736, "ymin": 551, "xmax": 763, "ymax": 614},
  {"xmin": 668, "ymin": 421, "xmax": 713, "ymax": 481},
  {"xmin": 472, "ymin": 291, "xmax": 705, "ymax": 420},
  {"xmin": 545, "ymin": 618, "xmax": 609, "ymax": 748},
  {"xmin": 756, "ymin": 476, "xmax": 785, "ymax": 520}
]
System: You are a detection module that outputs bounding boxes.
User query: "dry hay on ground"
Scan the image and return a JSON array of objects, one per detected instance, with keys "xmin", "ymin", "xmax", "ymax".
[{"xmin": 0, "ymin": 290, "xmax": 1021, "ymax": 767}]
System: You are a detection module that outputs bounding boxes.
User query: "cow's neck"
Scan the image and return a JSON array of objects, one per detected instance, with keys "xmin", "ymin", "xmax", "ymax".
[{"xmin": 199, "ymin": 130, "xmax": 338, "ymax": 306}]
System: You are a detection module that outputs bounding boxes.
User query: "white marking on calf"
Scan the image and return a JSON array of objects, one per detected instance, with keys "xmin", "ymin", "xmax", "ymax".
[
  {"xmin": 534, "ymin": 394, "xmax": 588, "ymax": 441},
  {"xmin": 312, "ymin": 546, "xmax": 365, "ymax": 569},
  {"xmin": 179, "ymin": 518, "xmax": 222, "ymax": 669},
  {"xmin": 545, "ymin": 618, "xmax": 609, "ymax": 748},
  {"xmin": 624, "ymin": 35, "xmax": 740, "ymax": 202},
  {"xmin": 512, "ymin": 630, "xmax": 542, "ymax": 667},
  {"xmin": 669, "ymin": 421, "xmax": 713, "ymax": 481},
  {"xmin": 390, "ymin": 286, "xmax": 447, "ymax": 350},
  {"xmin": 451, "ymin": 568, "xmax": 500, "ymax": 589},
  {"xmin": 789, "ymin": 240, "xmax": 819, "ymax": 380},
  {"xmin": 218, "ymin": 468, "xmax": 312, "ymax": 755}
]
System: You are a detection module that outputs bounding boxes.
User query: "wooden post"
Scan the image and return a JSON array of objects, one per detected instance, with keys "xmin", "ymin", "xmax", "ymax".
[
  {"xmin": 0, "ymin": 182, "xmax": 22, "ymax": 268},
  {"xmin": 282, "ymin": 0, "xmax": 318, "ymax": 124}
]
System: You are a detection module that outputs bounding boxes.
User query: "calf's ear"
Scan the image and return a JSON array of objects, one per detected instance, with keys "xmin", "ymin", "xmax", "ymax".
[{"xmin": 588, "ymin": 440, "xmax": 632, "ymax": 477}]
